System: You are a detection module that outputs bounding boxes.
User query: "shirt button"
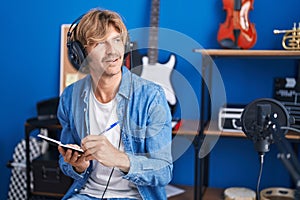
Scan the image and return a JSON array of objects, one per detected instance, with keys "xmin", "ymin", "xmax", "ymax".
[{"xmin": 74, "ymin": 188, "xmax": 78, "ymax": 192}]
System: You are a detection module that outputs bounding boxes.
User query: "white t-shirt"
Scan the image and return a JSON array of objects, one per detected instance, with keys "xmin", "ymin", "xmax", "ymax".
[{"xmin": 79, "ymin": 90, "xmax": 141, "ymax": 199}]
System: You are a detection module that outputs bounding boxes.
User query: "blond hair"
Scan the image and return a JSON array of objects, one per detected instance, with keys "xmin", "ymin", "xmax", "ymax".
[{"xmin": 73, "ymin": 8, "xmax": 128, "ymax": 47}]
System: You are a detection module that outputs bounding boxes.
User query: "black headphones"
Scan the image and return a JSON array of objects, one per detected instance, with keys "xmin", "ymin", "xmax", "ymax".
[
  {"xmin": 66, "ymin": 11, "xmax": 131, "ymax": 72},
  {"xmin": 66, "ymin": 14, "xmax": 87, "ymax": 72}
]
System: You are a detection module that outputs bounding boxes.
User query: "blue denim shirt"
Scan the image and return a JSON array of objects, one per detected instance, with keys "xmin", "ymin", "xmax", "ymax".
[{"xmin": 58, "ymin": 66, "xmax": 173, "ymax": 200}]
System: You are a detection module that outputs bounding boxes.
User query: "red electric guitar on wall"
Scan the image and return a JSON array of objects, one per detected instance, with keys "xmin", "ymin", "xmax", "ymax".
[{"xmin": 140, "ymin": 0, "xmax": 177, "ymax": 107}]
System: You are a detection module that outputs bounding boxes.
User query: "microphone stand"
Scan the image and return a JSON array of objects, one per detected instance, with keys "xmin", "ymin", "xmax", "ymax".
[
  {"xmin": 241, "ymin": 98, "xmax": 300, "ymax": 199},
  {"xmin": 268, "ymin": 123, "xmax": 300, "ymax": 199}
]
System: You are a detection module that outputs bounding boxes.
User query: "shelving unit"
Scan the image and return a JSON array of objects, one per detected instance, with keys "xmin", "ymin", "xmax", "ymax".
[{"xmin": 193, "ymin": 49, "xmax": 300, "ymax": 200}]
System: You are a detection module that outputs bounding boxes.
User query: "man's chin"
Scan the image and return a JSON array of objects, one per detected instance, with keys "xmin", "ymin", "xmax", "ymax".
[{"xmin": 105, "ymin": 64, "xmax": 122, "ymax": 75}]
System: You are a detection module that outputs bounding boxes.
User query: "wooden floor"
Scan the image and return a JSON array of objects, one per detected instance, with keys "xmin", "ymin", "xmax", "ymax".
[
  {"xmin": 168, "ymin": 185, "xmax": 224, "ymax": 200},
  {"xmin": 168, "ymin": 185, "xmax": 193, "ymax": 200}
]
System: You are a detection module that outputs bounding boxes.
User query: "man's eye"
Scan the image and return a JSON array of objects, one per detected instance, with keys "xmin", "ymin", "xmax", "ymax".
[{"xmin": 113, "ymin": 38, "xmax": 122, "ymax": 43}]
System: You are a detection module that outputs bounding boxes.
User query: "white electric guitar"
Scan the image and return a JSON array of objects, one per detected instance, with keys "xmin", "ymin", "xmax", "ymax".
[{"xmin": 140, "ymin": 0, "xmax": 176, "ymax": 106}]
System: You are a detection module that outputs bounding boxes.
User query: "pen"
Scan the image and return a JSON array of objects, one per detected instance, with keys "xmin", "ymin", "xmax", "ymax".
[{"xmin": 99, "ymin": 121, "xmax": 119, "ymax": 135}]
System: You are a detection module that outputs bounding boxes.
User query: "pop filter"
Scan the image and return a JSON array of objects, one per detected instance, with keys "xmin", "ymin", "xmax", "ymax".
[{"xmin": 241, "ymin": 98, "xmax": 290, "ymax": 154}]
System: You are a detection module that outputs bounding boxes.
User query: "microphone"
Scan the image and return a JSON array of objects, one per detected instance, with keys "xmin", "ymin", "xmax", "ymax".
[
  {"xmin": 241, "ymin": 98, "xmax": 290, "ymax": 155},
  {"xmin": 254, "ymin": 103, "xmax": 272, "ymax": 154}
]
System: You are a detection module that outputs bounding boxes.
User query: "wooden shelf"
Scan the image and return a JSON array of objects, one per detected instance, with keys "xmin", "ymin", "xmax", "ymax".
[
  {"xmin": 172, "ymin": 120, "xmax": 200, "ymax": 136},
  {"xmin": 193, "ymin": 49, "xmax": 300, "ymax": 58},
  {"xmin": 172, "ymin": 120, "xmax": 300, "ymax": 140},
  {"xmin": 204, "ymin": 126, "xmax": 300, "ymax": 140}
]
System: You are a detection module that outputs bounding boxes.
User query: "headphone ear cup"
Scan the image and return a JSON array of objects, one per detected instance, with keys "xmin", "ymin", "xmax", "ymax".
[{"xmin": 67, "ymin": 40, "xmax": 87, "ymax": 72}]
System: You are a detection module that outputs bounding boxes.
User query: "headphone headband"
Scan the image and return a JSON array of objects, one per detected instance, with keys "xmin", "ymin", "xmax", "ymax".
[{"xmin": 67, "ymin": 14, "xmax": 84, "ymax": 46}]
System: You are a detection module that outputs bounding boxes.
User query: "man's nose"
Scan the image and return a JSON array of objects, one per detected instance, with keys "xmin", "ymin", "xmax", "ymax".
[{"xmin": 105, "ymin": 41, "xmax": 116, "ymax": 54}]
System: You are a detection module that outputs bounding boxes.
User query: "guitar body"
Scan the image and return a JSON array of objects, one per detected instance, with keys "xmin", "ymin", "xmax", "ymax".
[{"xmin": 141, "ymin": 54, "xmax": 176, "ymax": 105}]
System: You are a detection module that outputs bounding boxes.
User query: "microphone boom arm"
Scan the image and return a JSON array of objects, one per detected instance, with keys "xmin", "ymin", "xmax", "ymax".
[{"xmin": 270, "ymin": 125, "xmax": 300, "ymax": 197}]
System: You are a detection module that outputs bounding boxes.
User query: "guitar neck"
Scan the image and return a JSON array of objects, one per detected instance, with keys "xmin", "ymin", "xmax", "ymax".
[{"xmin": 148, "ymin": 0, "xmax": 160, "ymax": 65}]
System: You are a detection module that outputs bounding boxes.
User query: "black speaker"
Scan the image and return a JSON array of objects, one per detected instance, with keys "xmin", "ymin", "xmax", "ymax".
[{"xmin": 66, "ymin": 11, "xmax": 131, "ymax": 72}]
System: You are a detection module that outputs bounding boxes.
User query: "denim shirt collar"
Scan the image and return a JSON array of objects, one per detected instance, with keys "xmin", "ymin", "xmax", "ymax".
[
  {"xmin": 118, "ymin": 66, "xmax": 132, "ymax": 100},
  {"xmin": 80, "ymin": 66, "xmax": 131, "ymax": 101}
]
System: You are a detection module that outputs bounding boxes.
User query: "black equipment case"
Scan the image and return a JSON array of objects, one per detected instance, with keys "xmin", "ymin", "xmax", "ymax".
[
  {"xmin": 32, "ymin": 150, "xmax": 72, "ymax": 196},
  {"xmin": 274, "ymin": 77, "xmax": 300, "ymax": 128}
]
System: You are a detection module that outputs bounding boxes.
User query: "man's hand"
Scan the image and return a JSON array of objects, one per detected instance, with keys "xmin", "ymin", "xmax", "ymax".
[
  {"xmin": 81, "ymin": 135, "xmax": 130, "ymax": 172},
  {"xmin": 58, "ymin": 145, "xmax": 90, "ymax": 173}
]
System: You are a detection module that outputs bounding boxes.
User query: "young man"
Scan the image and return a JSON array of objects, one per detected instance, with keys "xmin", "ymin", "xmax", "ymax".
[{"xmin": 57, "ymin": 8, "xmax": 173, "ymax": 200}]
